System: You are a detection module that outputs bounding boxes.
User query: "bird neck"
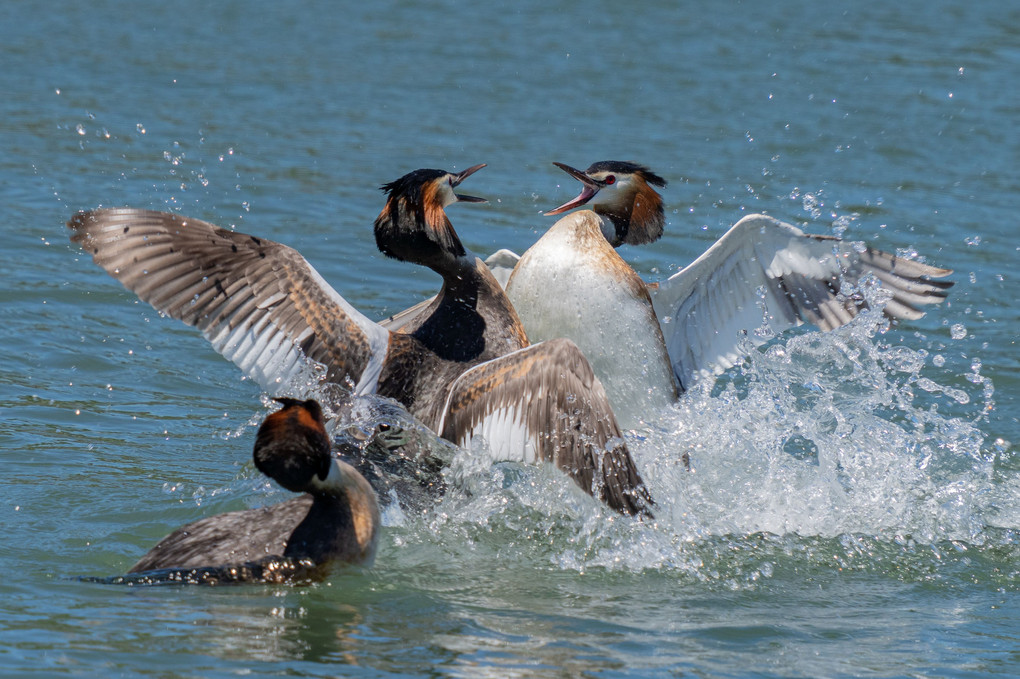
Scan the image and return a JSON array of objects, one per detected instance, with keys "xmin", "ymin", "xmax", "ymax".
[
  {"xmin": 592, "ymin": 183, "xmax": 665, "ymax": 247},
  {"xmin": 592, "ymin": 205, "xmax": 632, "ymax": 247},
  {"xmin": 296, "ymin": 458, "xmax": 380, "ymax": 563},
  {"xmin": 413, "ymin": 256, "xmax": 528, "ymax": 363}
]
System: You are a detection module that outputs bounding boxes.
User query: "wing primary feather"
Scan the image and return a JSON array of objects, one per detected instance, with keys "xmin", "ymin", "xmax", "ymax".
[{"xmin": 68, "ymin": 208, "xmax": 387, "ymax": 392}]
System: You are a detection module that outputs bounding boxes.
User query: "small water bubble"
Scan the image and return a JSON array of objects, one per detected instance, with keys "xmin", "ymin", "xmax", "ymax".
[
  {"xmin": 945, "ymin": 387, "xmax": 970, "ymax": 404},
  {"xmin": 932, "ymin": 354, "xmax": 945, "ymax": 367},
  {"xmin": 832, "ymin": 215, "xmax": 854, "ymax": 238},
  {"xmin": 950, "ymin": 324, "xmax": 967, "ymax": 340},
  {"xmin": 801, "ymin": 192, "xmax": 823, "ymax": 219},
  {"xmin": 965, "ymin": 235, "xmax": 981, "ymax": 246},
  {"xmin": 75, "ymin": 123, "xmax": 86, "ymax": 136},
  {"xmin": 136, "ymin": 123, "xmax": 146, "ymax": 134}
]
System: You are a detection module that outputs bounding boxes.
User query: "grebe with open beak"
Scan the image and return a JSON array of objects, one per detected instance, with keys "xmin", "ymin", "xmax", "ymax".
[{"xmin": 501, "ymin": 161, "xmax": 953, "ymax": 427}]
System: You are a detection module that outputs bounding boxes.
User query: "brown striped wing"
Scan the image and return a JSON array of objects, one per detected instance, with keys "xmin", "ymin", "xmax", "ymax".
[
  {"xmin": 68, "ymin": 208, "xmax": 391, "ymax": 393},
  {"xmin": 437, "ymin": 338, "xmax": 654, "ymax": 517}
]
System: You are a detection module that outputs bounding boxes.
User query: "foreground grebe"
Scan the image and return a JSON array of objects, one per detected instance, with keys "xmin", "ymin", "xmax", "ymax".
[
  {"xmin": 502, "ymin": 161, "xmax": 953, "ymax": 426},
  {"xmin": 127, "ymin": 398, "xmax": 380, "ymax": 582},
  {"xmin": 69, "ymin": 165, "xmax": 653, "ymax": 516}
]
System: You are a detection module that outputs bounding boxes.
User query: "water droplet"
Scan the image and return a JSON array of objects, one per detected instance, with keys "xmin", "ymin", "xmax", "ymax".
[
  {"xmin": 75, "ymin": 124, "xmax": 85, "ymax": 136},
  {"xmin": 950, "ymin": 323, "xmax": 967, "ymax": 340}
]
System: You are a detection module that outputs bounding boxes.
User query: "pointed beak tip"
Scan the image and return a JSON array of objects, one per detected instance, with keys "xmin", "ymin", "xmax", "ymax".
[{"xmin": 453, "ymin": 163, "xmax": 487, "ymax": 185}]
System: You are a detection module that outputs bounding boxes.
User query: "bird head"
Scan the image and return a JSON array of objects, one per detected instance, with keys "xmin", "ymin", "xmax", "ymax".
[
  {"xmin": 253, "ymin": 398, "xmax": 333, "ymax": 493},
  {"xmin": 546, "ymin": 161, "xmax": 667, "ymax": 247},
  {"xmin": 374, "ymin": 164, "xmax": 486, "ymax": 264}
]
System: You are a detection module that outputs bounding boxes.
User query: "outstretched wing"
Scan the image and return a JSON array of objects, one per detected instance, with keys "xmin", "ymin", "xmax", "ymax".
[
  {"xmin": 650, "ymin": 214, "xmax": 953, "ymax": 389},
  {"xmin": 436, "ymin": 337, "xmax": 653, "ymax": 517},
  {"xmin": 68, "ymin": 208, "xmax": 391, "ymax": 394}
]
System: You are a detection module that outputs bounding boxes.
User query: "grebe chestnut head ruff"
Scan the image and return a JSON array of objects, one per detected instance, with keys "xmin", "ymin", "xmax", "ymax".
[
  {"xmin": 125, "ymin": 398, "xmax": 380, "ymax": 583},
  {"xmin": 69, "ymin": 165, "xmax": 654, "ymax": 517}
]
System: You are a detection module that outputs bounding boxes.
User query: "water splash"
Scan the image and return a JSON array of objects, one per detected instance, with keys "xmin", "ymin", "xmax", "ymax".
[{"xmin": 351, "ymin": 312, "xmax": 1014, "ymax": 586}]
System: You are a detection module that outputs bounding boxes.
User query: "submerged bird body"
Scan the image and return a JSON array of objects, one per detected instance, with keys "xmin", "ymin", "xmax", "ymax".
[
  {"xmin": 69, "ymin": 165, "xmax": 653, "ymax": 516},
  {"xmin": 503, "ymin": 161, "xmax": 953, "ymax": 421},
  {"xmin": 128, "ymin": 398, "xmax": 380, "ymax": 580}
]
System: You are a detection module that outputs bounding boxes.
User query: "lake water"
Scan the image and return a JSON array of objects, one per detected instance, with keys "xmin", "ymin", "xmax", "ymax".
[{"xmin": 2, "ymin": 0, "xmax": 1017, "ymax": 676}]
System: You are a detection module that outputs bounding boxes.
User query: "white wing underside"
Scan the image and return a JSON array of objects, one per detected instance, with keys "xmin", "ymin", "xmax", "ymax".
[
  {"xmin": 450, "ymin": 402, "xmax": 539, "ymax": 466},
  {"xmin": 649, "ymin": 214, "xmax": 952, "ymax": 389}
]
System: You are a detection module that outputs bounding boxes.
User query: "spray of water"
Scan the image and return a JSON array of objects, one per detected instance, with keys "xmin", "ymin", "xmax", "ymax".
[{"xmin": 317, "ymin": 309, "xmax": 1016, "ymax": 587}]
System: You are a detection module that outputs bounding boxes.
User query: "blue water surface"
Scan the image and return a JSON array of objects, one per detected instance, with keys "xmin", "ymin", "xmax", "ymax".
[{"xmin": 2, "ymin": 1, "xmax": 1017, "ymax": 677}]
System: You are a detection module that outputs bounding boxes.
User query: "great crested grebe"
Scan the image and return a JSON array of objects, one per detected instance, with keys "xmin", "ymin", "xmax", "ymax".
[
  {"xmin": 126, "ymin": 398, "xmax": 379, "ymax": 584},
  {"xmin": 69, "ymin": 165, "xmax": 653, "ymax": 517},
  {"xmin": 501, "ymin": 161, "xmax": 953, "ymax": 427}
]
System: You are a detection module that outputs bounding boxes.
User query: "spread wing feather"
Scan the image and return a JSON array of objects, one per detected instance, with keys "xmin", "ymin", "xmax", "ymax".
[
  {"xmin": 437, "ymin": 338, "xmax": 653, "ymax": 517},
  {"xmin": 68, "ymin": 208, "xmax": 390, "ymax": 394},
  {"xmin": 650, "ymin": 214, "xmax": 953, "ymax": 389}
]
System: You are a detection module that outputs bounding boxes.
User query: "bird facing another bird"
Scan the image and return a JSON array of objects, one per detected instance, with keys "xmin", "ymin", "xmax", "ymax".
[{"xmin": 68, "ymin": 165, "xmax": 655, "ymax": 518}]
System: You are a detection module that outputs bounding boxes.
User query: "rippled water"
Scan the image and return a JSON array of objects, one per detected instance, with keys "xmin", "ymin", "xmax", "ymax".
[{"xmin": 2, "ymin": 1, "xmax": 1018, "ymax": 676}]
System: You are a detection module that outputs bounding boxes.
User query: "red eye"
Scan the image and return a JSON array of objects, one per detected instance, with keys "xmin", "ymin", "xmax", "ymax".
[{"xmin": 604, "ymin": 175, "xmax": 616, "ymax": 185}]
